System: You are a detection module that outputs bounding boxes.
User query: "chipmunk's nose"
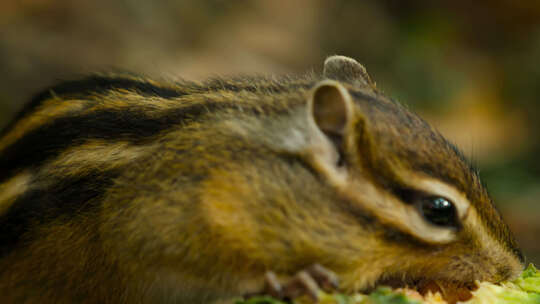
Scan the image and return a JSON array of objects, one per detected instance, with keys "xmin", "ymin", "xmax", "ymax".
[{"xmin": 497, "ymin": 248, "xmax": 526, "ymax": 281}]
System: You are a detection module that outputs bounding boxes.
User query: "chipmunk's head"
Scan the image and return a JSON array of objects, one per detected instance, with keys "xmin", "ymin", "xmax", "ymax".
[{"xmin": 305, "ymin": 55, "xmax": 524, "ymax": 297}]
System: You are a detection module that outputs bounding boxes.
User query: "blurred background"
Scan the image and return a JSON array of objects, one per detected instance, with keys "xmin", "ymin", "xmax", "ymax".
[{"xmin": 1, "ymin": 0, "xmax": 539, "ymax": 265}]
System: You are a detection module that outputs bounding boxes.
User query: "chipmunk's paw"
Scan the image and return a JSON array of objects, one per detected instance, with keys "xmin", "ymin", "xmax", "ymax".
[{"xmin": 262, "ymin": 264, "xmax": 339, "ymax": 302}]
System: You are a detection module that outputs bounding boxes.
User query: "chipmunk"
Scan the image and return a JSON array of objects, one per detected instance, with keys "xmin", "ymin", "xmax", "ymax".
[{"xmin": 0, "ymin": 56, "xmax": 524, "ymax": 304}]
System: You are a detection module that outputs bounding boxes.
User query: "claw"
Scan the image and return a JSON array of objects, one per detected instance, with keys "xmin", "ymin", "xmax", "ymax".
[
  {"xmin": 264, "ymin": 271, "xmax": 283, "ymax": 299},
  {"xmin": 307, "ymin": 264, "xmax": 340, "ymax": 291},
  {"xmin": 254, "ymin": 264, "xmax": 339, "ymax": 303},
  {"xmin": 282, "ymin": 270, "xmax": 320, "ymax": 301}
]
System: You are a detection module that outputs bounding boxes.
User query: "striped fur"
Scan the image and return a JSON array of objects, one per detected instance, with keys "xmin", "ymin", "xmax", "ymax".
[{"xmin": 0, "ymin": 57, "xmax": 523, "ymax": 303}]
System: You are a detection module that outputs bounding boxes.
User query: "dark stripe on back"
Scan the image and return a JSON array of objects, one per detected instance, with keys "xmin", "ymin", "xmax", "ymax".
[
  {"xmin": 0, "ymin": 75, "xmax": 188, "ymax": 138},
  {"xmin": 0, "ymin": 171, "xmax": 117, "ymax": 257},
  {"xmin": 0, "ymin": 104, "xmax": 214, "ymax": 183}
]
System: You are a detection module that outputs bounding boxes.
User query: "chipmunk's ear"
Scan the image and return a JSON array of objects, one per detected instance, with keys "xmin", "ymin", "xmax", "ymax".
[
  {"xmin": 307, "ymin": 80, "xmax": 355, "ymax": 167},
  {"xmin": 323, "ymin": 55, "xmax": 374, "ymax": 87},
  {"xmin": 309, "ymin": 80, "xmax": 354, "ymax": 137}
]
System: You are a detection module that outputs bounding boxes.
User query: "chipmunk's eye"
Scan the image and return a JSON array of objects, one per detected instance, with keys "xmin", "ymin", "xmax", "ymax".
[{"xmin": 418, "ymin": 196, "xmax": 458, "ymax": 227}]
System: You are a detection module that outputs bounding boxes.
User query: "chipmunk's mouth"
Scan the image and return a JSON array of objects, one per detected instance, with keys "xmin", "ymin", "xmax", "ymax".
[{"xmin": 371, "ymin": 276, "xmax": 476, "ymax": 304}]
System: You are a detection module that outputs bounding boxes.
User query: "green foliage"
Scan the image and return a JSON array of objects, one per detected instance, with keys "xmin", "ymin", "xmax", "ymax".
[
  {"xmin": 513, "ymin": 264, "xmax": 540, "ymax": 295},
  {"xmin": 237, "ymin": 264, "xmax": 540, "ymax": 304}
]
